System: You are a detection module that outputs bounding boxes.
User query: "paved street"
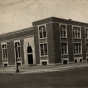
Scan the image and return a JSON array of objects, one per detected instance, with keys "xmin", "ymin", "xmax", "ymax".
[{"xmin": 0, "ymin": 67, "xmax": 88, "ymax": 88}]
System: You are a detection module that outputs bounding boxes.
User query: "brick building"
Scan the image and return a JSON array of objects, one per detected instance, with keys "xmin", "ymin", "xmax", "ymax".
[{"xmin": 0, "ymin": 17, "xmax": 88, "ymax": 66}]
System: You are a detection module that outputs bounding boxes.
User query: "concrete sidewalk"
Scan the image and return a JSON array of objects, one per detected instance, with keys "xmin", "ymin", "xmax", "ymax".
[{"xmin": 0, "ymin": 63, "xmax": 88, "ymax": 74}]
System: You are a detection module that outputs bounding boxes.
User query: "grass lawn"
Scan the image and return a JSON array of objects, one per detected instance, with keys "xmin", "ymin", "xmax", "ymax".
[{"xmin": 0, "ymin": 68, "xmax": 88, "ymax": 88}]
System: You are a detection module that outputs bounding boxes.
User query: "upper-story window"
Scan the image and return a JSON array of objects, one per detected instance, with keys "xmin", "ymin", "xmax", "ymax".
[
  {"xmin": 73, "ymin": 26, "xmax": 81, "ymax": 38},
  {"xmin": 61, "ymin": 43, "xmax": 67, "ymax": 55},
  {"xmin": 2, "ymin": 44, "xmax": 8, "ymax": 59},
  {"xmin": 60, "ymin": 24, "xmax": 67, "ymax": 38},
  {"xmin": 86, "ymin": 28, "xmax": 88, "ymax": 38},
  {"xmin": 14, "ymin": 42, "xmax": 21, "ymax": 58},
  {"xmin": 74, "ymin": 43, "xmax": 81, "ymax": 54},
  {"xmin": 40, "ymin": 43, "xmax": 47, "ymax": 56},
  {"xmin": 39, "ymin": 25, "xmax": 46, "ymax": 38}
]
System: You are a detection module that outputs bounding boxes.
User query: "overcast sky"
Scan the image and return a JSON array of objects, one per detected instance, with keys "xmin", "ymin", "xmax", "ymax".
[{"xmin": 0, "ymin": 0, "xmax": 88, "ymax": 34}]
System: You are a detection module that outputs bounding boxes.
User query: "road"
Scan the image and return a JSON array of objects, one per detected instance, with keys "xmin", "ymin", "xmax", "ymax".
[{"xmin": 0, "ymin": 67, "xmax": 88, "ymax": 88}]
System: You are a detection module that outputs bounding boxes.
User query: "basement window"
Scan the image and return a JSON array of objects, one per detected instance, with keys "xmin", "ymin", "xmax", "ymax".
[
  {"xmin": 63, "ymin": 60, "xmax": 68, "ymax": 64},
  {"xmin": 4, "ymin": 63, "xmax": 7, "ymax": 67},
  {"xmin": 42, "ymin": 62, "xmax": 47, "ymax": 65}
]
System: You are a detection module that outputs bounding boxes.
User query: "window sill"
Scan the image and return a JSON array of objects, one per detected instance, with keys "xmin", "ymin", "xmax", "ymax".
[
  {"xmin": 39, "ymin": 37, "xmax": 47, "ymax": 39},
  {"xmin": 17, "ymin": 57, "xmax": 21, "ymax": 59},
  {"xmin": 2, "ymin": 58, "xmax": 8, "ymax": 60},
  {"xmin": 62, "ymin": 54, "xmax": 68, "ymax": 55},
  {"xmin": 74, "ymin": 53, "xmax": 82, "ymax": 55},
  {"xmin": 27, "ymin": 53, "xmax": 32, "ymax": 54},
  {"xmin": 73, "ymin": 38, "xmax": 81, "ymax": 39},
  {"xmin": 40, "ymin": 55, "xmax": 48, "ymax": 57},
  {"xmin": 61, "ymin": 37, "xmax": 67, "ymax": 38}
]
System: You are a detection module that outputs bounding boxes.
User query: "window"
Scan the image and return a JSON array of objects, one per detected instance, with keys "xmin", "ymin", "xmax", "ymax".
[
  {"xmin": 15, "ymin": 42, "xmax": 21, "ymax": 58},
  {"xmin": 27, "ymin": 43, "xmax": 32, "ymax": 53},
  {"xmin": 73, "ymin": 26, "xmax": 81, "ymax": 38},
  {"xmin": 74, "ymin": 43, "xmax": 81, "ymax": 54},
  {"xmin": 86, "ymin": 43, "xmax": 88, "ymax": 53},
  {"xmin": 2, "ymin": 44, "xmax": 8, "ymax": 59},
  {"xmin": 86, "ymin": 28, "xmax": 88, "ymax": 38},
  {"xmin": 61, "ymin": 43, "xmax": 67, "ymax": 54},
  {"xmin": 40, "ymin": 44, "xmax": 47, "ymax": 56},
  {"xmin": 60, "ymin": 24, "xmax": 67, "ymax": 38},
  {"xmin": 39, "ymin": 26, "xmax": 46, "ymax": 38}
]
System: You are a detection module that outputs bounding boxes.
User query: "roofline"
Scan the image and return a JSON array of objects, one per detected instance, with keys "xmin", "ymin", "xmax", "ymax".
[
  {"xmin": 52, "ymin": 17, "xmax": 88, "ymax": 25},
  {"xmin": 0, "ymin": 27, "xmax": 33, "ymax": 37},
  {"xmin": 33, "ymin": 16, "xmax": 88, "ymax": 26}
]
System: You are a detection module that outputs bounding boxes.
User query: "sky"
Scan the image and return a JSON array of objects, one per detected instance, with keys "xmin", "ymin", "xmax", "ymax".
[{"xmin": 0, "ymin": 0, "xmax": 88, "ymax": 34}]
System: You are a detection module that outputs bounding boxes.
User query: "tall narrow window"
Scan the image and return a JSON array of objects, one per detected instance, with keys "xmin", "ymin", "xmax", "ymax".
[
  {"xmin": 15, "ymin": 42, "xmax": 21, "ymax": 58},
  {"xmin": 60, "ymin": 24, "xmax": 67, "ymax": 38},
  {"xmin": 61, "ymin": 43, "xmax": 67, "ymax": 54},
  {"xmin": 40, "ymin": 44, "xmax": 47, "ymax": 56},
  {"xmin": 74, "ymin": 43, "xmax": 81, "ymax": 54},
  {"xmin": 27, "ymin": 43, "xmax": 32, "ymax": 53},
  {"xmin": 39, "ymin": 26, "xmax": 46, "ymax": 38},
  {"xmin": 2, "ymin": 44, "xmax": 8, "ymax": 59},
  {"xmin": 86, "ymin": 43, "xmax": 88, "ymax": 53},
  {"xmin": 73, "ymin": 27, "xmax": 81, "ymax": 38},
  {"xmin": 86, "ymin": 28, "xmax": 88, "ymax": 38}
]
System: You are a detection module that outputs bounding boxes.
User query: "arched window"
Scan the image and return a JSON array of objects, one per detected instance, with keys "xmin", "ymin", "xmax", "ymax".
[
  {"xmin": 15, "ymin": 42, "xmax": 21, "ymax": 58},
  {"xmin": 27, "ymin": 43, "xmax": 32, "ymax": 53},
  {"xmin": 2, "ymin": 44, "xmax": 8, "ymax": 59}
]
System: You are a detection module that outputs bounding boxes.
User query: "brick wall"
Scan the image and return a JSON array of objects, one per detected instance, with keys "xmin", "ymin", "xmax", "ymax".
[
  {"xmin": 20, "ymin": 39, "xmax": 24, "ymax": 64},
  {"xmin": 67, "ymin": 25, "xmax": 74, "ymax": 62},
  {"xmin": 34, "ymin": 27, "xmax": 40, "ymax": 64},
  {"xmin": 46, "ymin": 23, "xmax": 55, "ymax": 63},
  {"xmin": 53, "ymin": 23, "xmax": 62, "ymax": 63},
  {"xmin": 81, "ymin": 27, "xmax": 86, "ymax": 60},
  {"xmin": 7, "ymin": 41, "xmax": 15, "ymax": 65},
  {"xmin": 0, "ymin": 44, "xmax": 2, "ymax": 65}
]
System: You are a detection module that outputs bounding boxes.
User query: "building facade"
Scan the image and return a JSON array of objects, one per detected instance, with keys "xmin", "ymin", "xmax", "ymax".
[{"xmin": 0, "ymin": 17, "xmax": 88, "ymax": 66}]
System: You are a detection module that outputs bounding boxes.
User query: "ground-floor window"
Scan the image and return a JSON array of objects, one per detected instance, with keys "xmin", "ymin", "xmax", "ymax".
[
  {"xmin": 74, "ymin": 43, "xmax": 81, "ymax": 54},
  {"xmin": 2, "ymin": 44, "xmax": 8, "ymax": 59},
  {"xmin": 61, "ymin": 43, "xmax": 67, "ymax": 55},
  {"xmin": 14, "ymin": 42, "xmax": 21, "ymax": 58},
  {"xmin": 40, "ymin": 43, "xmax": 47, "ymax": 56}
]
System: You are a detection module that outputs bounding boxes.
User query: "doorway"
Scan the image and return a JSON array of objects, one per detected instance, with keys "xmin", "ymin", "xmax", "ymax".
[
  {"xmin": 75, "ymin": 59, "xmax": 77, "ymax": 63},
  {"xmin": 80, "ymin": 59, "xmax": 82, "ymax": 63},
  {"xmin": 27, "ymin": 43, "xmax": 33, "ymax": 64},
  {"xmin": 28, "ymin": 54, "xmax": 33, "ymax": 64}
]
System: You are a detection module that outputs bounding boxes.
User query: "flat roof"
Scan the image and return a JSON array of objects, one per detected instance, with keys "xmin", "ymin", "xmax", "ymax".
[
  {"xmin": 33, "ymin": 17, "xmax": 88, "ymax": 27},
  {"xmin": 0, "ymin": 27, "xmax": 33, "ymax": 37}
]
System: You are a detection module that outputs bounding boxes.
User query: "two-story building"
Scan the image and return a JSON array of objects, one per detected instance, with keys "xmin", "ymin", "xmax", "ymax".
[{"xmin": 0, "ymin": 17, "xmax": 88, "ymax": 66}]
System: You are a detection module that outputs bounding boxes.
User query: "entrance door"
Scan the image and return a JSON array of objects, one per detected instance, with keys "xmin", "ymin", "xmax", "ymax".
[
  {"xmin": 75, "ymin": 59, "xmax": 77, "ymax": 63},
  {"xmin": 28, "ymin": 54, "xmax": 33, "ymax": 64}
]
